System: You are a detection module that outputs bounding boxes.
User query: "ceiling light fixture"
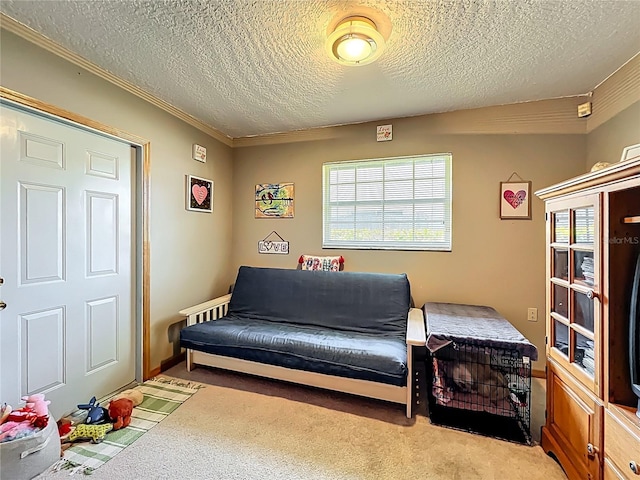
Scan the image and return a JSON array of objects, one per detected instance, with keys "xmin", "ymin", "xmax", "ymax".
[{"xmin": 326, "ymin": 16, "xmax": 385, "ymax": 66}]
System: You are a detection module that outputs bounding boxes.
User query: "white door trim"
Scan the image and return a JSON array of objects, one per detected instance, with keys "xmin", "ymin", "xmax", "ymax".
[{"xmin": 0, "ymin": 86, "xmax": 151, "ymax": 382}]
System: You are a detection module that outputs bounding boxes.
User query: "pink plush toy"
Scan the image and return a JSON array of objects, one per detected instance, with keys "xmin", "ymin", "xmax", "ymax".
[
  {"xmin": 5, "ymin": 394, "xmax": 51, "ymax": 430},
  {"xmin": 0, "ymin": 394, "xmax": 51, "ymax": 443},
  {"xmin": 22, "ymin": 394, "xmax": 51, "ymax": 417}
]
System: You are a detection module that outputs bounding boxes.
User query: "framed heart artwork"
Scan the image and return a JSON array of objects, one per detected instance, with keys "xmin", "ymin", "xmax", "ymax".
[
  {"xmin": 186, "ymin": 175, "xmax": 213, "ymax": 213},
  {"xmin": 500, "ymin": 181, "xmax": 531, "ymax": 219}
]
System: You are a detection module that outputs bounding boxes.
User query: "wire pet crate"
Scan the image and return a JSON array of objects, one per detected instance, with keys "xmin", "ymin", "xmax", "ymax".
[{"xmin": 428, "ymin": 341, "xmax": 532, "ymax": 445}]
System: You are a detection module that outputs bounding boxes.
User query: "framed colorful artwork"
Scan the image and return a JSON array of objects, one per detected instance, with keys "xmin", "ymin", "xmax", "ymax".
[
  {"xmin": 255, "ymin": 183, "xmax": 294, "ymax": 218},
  {"xmin": 500, "ymin": 181, "xmax": 531, "ymax": 220},
  {"xmin": 186, "ymin": 175, "xmax": 213, "ymax": 213}
]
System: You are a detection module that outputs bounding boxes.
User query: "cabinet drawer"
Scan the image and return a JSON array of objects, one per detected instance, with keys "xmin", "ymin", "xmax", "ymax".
[{"xmin": 605, "ymin": 408, "xmax": 640, "ymax": 479}]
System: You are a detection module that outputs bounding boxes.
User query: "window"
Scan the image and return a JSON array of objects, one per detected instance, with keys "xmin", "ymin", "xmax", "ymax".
[{"xmin": 322, "ymin": 154, "xmax": 452, "ymax": 251}]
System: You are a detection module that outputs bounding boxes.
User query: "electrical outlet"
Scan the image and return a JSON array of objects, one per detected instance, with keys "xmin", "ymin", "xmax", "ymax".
[{"xmin": 527, "ymin": 308, "xmax": 538, "ymax": 322}]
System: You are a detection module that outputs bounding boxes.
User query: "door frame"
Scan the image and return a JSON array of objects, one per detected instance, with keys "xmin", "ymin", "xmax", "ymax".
[{"xmin": 1, "ymin": 86, "xmax": 151, "ymax": 382}]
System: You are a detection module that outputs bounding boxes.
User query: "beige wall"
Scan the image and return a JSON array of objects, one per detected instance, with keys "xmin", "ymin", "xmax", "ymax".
[
  {"xmin": 586, "ymin": 54, "xmax": 640, "ymax": 170},
  {"xmin": 586, "ymin": 101, "xmax": 640, "ymax": 169},
  {"xmin": 232, "ymin": 108, "xmax": 588, "ymax": 371},
  {"xmin": 0, "ymin": 31, "xmax": 234, "ymax": 371}
]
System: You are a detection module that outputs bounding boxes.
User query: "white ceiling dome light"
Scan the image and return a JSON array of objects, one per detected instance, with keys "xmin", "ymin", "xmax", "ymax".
[{"xmin": 326, "ymin": 16, "xmax": 386, "ymax": 66}]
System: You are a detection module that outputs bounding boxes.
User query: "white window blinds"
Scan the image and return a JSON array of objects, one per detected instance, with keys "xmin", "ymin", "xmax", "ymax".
[{"xmin": 322, "ymin": 154, "xmax": 452, "ymax": 251}]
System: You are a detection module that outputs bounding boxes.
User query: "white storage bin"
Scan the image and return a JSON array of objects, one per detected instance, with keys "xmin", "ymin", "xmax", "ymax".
[{"xmin": 0, "ymin": 415, "xmax": 61, "ymax": 479}]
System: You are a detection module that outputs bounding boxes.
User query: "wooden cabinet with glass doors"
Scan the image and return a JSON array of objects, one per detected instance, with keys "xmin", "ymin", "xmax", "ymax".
[
  {"xmin": 537, "ymin": 158, "xmax": 640, "ymax": 480},
  {"xmin": 549, "ymin": 198, "xmax": 600, "ymax": 390}
]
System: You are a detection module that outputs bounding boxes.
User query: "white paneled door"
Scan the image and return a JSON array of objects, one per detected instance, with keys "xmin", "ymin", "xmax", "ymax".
[{"xmin": 0, "ymin": 104, "xmax": 135, "ymax": 420}]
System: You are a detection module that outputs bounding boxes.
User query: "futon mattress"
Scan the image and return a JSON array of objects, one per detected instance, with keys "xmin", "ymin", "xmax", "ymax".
[{"xmin": 180, "ymin": 317, "xmax": 408, "ymax": 386}]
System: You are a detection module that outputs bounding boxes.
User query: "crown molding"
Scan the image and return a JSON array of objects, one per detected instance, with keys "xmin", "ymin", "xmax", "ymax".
[{"xmin": 0, "ymin": 13, "xmax": 233, "ymax": 147}]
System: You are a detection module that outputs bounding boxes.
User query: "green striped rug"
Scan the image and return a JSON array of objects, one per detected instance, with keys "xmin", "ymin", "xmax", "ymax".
[{"xmin": 51, "ymin": 377, "xmax": 203, "ymax": 475}]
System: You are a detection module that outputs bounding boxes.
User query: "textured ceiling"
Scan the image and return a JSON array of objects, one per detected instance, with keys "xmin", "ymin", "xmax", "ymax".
[{"xmin": 1, "ymin": 1, "xmax": 639, "ymax": 139}]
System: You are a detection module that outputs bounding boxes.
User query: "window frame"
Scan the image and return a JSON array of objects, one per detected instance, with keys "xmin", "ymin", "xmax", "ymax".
[{"xmin": 322, "ymin": 153, "xmax": 452, "ymax": 251}]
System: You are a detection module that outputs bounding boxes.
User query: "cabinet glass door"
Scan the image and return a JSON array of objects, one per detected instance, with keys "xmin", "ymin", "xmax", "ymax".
[{"xmin": 547, "ymin": 195, "xmax": 600, "ymax": 394}]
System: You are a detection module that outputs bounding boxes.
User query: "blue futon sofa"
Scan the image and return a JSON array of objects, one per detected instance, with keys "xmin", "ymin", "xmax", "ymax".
[{"xmin": 179, "ymin": 266, "xmax": 425, "ymax": 417}]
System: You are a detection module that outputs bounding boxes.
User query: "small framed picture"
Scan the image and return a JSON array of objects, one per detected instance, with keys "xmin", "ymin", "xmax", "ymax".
[
  {"xmin": 192, "ymin": 144, "xmax": 207, "ymax": 163},
  {"xmin": 500, "ymin": 181, "xmax": 531, "ymax": 220},
  {"xmin": 186, "ymin": 175, "xmax": 213, "ymax": 213}
]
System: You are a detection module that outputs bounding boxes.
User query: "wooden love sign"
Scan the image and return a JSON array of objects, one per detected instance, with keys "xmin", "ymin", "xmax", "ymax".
[{"xmin": 258, "ymin": 231, "xmax": 289, "ymax": 255}]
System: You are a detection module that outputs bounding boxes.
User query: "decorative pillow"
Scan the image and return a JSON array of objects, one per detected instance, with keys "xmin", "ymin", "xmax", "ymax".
[{"xmin": 298, "ymin": 255, "xmax": 344, "ymax": 272}]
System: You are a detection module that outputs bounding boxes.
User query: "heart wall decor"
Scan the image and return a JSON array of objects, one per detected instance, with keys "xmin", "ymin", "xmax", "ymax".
[
  {"xmin": 500, "ymin": 180, "xmax": 532, "ymax": 220},
  {"xmin": 192, "ymin": 185, "xmax": 208, "ymax": 205},
  {"xmin": 186, "ymin": 175, "xmax": 214, "ymax": 213},
  {"xmin": 503, "ymin": 189, "xmax": 527, "ymax": 209}
]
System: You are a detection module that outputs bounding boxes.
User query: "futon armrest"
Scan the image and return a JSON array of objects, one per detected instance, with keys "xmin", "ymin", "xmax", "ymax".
[
  {"xmin": 179, "ymin": 293, "xmax": 232, "ymax": 326},
  {"xmin": 406, "ymin": 308, "xmax": 426, "ymax": 346}
]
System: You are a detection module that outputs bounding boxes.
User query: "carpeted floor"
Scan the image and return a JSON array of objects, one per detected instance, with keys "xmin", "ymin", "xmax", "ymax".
[{"xmin": 37, "ymin": 362, "xmax": 566, "ymax": 479}]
